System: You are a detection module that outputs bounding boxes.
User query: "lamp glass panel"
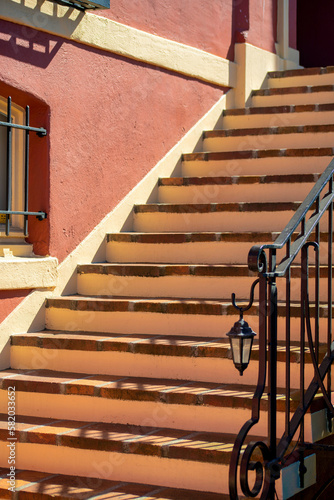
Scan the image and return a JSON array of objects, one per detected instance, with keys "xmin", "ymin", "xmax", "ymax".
[
  {"xmin": 242, "ymin": 338, "xmax": 253, "ymax": 363},
  {"xmin": 231, "ymin": 338, "xmax": 241, "ymax": 364}
]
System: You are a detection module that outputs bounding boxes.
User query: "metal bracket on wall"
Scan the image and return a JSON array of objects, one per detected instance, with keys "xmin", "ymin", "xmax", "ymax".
[{"xmin": 51, "ymin": 0, "xmax": 110, "ymax": 11}]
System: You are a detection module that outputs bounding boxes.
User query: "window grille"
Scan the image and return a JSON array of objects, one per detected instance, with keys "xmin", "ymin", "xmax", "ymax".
[{"xmin": 0, "ymin": 97, "xmax": 47, "ymax": 236}]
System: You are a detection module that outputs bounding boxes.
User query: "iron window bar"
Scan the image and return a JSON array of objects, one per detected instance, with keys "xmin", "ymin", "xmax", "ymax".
[
  {"xmin": 0, "ymin": 96, "xmax": 47, "ymax": 237},
  {"xmin": 51, "ymin": 0, "xmax": 110, "ymax": 11},
  {"xmin": 229, "ymin": 158, "xmax": 334, "ymax": 499}
]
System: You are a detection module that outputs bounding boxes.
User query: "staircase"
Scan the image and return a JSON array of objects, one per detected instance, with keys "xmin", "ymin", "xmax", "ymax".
[{"xmin": 1, "ymin": 67, "xmax": 334, "ymax": 499}]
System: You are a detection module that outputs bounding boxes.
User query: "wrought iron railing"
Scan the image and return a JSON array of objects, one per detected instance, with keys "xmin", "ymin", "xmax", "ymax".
[
  {"xmin": 0, "ymin": 96, "xmax": 47, "ymax": 236},
  {"xmin": 229, "ymin": 158, "xmax": 334, "ymax": 499}
]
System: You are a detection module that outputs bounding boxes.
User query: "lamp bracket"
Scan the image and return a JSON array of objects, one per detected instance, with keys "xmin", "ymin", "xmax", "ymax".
[{"xmin": 231, "ymin": 278, "xmax": 260, "ymax": 319}]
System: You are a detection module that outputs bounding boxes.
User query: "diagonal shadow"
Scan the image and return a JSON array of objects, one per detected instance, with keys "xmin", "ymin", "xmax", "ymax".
[{"xmin": 0, "ymin": 0, "xmax": 84, "ymax": 68}]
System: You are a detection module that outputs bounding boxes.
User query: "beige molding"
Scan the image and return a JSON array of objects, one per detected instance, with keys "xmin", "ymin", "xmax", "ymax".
[
  {"xmin": 233, "ymin": 43, "xmax": 301, "ymax": 108},
  {"xmin": 277, "ymin": 0, "xmax": 289, "ymax": 60},
  {"xmin": 0, "ymin": 256, "xmax": 58, "ymax": 290},
  {"xmin": 0, "ymin": 0, "xmax": 236, "ymax": 88}
]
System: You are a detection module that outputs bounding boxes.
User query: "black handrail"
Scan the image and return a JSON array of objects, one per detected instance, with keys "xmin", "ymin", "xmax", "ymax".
[
  {"xmin": 229, "ymin": 157, "xmax": 334, "ymax": 499},
  {"xmin": 249, "ymin": 158, "xmax": 334, "ymax": 277},
  {"xmin": 0, "ymin": 97, "xmax": 47, "ymax": 236}
]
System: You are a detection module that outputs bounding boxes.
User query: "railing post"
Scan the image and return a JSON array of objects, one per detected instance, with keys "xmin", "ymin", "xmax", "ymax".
[
  {"xmin": 268, "ymin": 276, "xmax": 278, "ymax": 499},
  {"xmin": 327, "ymin": 177, "xmax": 333, "ymax": 432}
]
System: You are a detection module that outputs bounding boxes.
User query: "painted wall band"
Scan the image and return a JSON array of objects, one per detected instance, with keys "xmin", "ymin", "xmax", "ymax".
[{"xmin": 0, "ymin": 0, "xmax": 236, "ymax": 88}]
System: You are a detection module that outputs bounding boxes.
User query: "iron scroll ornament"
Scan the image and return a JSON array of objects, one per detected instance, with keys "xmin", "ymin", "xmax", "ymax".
[
  {"xmin": 229, "ymin": 241, "xmax": 334, "ymax": 499},
  {"xmin": 229, "ymin": 248, "xmax": 274, "ymax": 499},
  {"xmin": 303, "ymin": 242, "xmax": 334, "ymax": 425}
]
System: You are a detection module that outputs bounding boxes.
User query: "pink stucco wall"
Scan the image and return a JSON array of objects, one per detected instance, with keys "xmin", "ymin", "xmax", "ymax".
[
  {"xmin": 98, "ymin": 0, "xmax": 234, "ymax": 60},
  {"xmin": 289, "ymin": 0, "xmax": 297, "ymax": 49},
  {"xmin": 0, "ymin": 290, "xmax": 30, "ymax": 324},
  {"xmin": 0, "ymin": 18, "xmax": 224, "ymax": 264},
  {"xmin": 233, "ymin": 0, "xmax": 277, "ymax": 53},
  {"xmin": 0, "ymin": 17, "xmax": 224, "ymax": 319},
  {"xmin": 248, "ymin": 0, "xmax": 277, "ymax": 53},
  {"xmin": 98, "ymin": 0, "xmax": 279, "ymax": 61}
]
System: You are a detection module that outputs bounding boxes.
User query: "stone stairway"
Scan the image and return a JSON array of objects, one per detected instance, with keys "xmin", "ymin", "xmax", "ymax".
[{"xmin": 1, "ymin": 67, "xmax": 334, "ymax": 499}]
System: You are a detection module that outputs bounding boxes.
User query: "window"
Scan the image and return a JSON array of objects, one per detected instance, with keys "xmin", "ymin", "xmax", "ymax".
[
  {"xmin": 0, "ymin": 96, "xmax": 46, "ymax": 238},
  {"xmin": 0, "ymin": 96, "xmax": 25, "ymax": 235},
  {"xmin": 0, "ymin": 96, "xmax": 56, "ymax": 290}
]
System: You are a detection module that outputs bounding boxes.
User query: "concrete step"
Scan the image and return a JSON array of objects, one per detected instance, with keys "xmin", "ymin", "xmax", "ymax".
[
  {"xmin": 267, "ymin": 67, "xmax": 334, "ymax": 89},
  {"xmin": 0, "ymin": 414, "xmax": 245, "ymax": 494},
  {"xmin": 2, "ymin": 368, "xmax": 260, "ymax": 434},
  {"xmin": 0, "ymin": 369, "xmax": 322, "ymax": 438},
  {"xmin": 43, "ymin": 296, "xmax": 332, "ymax": 341},
  {"xmin": 203, "ymin": 124, "xmax": 334, "ymax": 152},
  {"xmin": 106, "ymin": 231, "xmax": 276, "ymax": 264},
  {"xmin": 133, "ymin": 201, "xmax": 300, "ymax": 232},
  {"xmin": 76, "ymin": 263, "xmax": 332, "ymax": 301},
  {"xmin": 7, "ymin": 327, "xmax": 330, "ymax": 386},
  {"xmin": 106, "ymin": 231, "xmax": 331, "ymax": 265},
  {"xmin": 157, "ymin": 174, "xmax": 318, "ymax": 203},
  {"xmin": 0, "ymin": 412, "xmax": 322, "ymax": 499},
  {"xmin": 0, "ymin": 468, "xmax": 228, "ymax": 500},
  {"xmin": 222, "ymin": 104, "xmax": 334, "ymax": 129},
  {"xmin": 251, "ymin": 85, "xmax": 334, "ymax": 107},
  {"xmin": 181, "ymin": 149, "xmax": 331, "ymax": 177},
  {"xmin": 77, "ymin": 263, "xmax": 258, "ymax": 300}
]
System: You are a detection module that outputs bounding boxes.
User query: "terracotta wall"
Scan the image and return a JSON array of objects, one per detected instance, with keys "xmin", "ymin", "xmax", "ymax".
[
  {"xmin": 0, "ymin": 290, "xmax": 30, "ymax": 324},
  {"xmin": 289, "ymin": 0, "xmax": 297, "ymax": 50},
  {"xmin": 98, "ymin": 0, "xmax": 234, "ymax": 59},
  {"xmin": 233, "ymin": 0, "xmax": 277, "ymax": 53},
  {"xmin": 0, "ymin": 18, "xmax": 224, "ymax": 264},
  {"xmin": 247, "ymin": 0, "xmax": 277, "ymax": 53},
  {"xmin": 98, "ymin": 0, "xmax": 279, "ymax": 61}
]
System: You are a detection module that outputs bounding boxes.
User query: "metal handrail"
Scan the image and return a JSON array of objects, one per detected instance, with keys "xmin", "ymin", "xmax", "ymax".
[
  {"xmin": 229, "ymin": 157, "xmax": 334, "ymax": 499},
  {"xmin": 249, "ymin": 158, "xmax": 334, "ymax": 277}
]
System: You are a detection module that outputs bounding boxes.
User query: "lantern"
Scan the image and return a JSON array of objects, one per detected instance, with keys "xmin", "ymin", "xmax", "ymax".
[{"xmin": 227, "ymin": 316, "xmax": 256, "ymax": 375}]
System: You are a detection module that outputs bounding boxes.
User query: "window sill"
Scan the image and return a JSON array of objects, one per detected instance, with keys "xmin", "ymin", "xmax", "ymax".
[{"xmin": 0, "ymin": 256, "xmax": 58, "ymax": 290}]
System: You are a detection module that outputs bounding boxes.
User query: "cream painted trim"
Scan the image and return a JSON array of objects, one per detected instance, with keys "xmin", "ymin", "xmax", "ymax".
[
  {"xmin": 277, "ymin": 0, "xmax": 289, "ymax": 60},
  {"xmin": 287, "ymin": 47, "xmax": 300, "ymax": 67},
  {"xmin": 274, "ymin": 44, "xmax": 301, "ymax": 68},
  {"xmin": 233, "ymin": 43, "xmax": 301, "ymax": 108},
  {"xmin": 276, "ymin": 0, "xmax": 301, "ymax": 70},
  {"xmin": 0, "ymin": 92, "xmax": 228, "ymax": 369},
  {"xmin": 0, "ymin": 0, "xmax": 236, "ymax": 88},
  {"xmin": 0, "ymin": 256, "xmax": 57, "ymax": 290}
]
